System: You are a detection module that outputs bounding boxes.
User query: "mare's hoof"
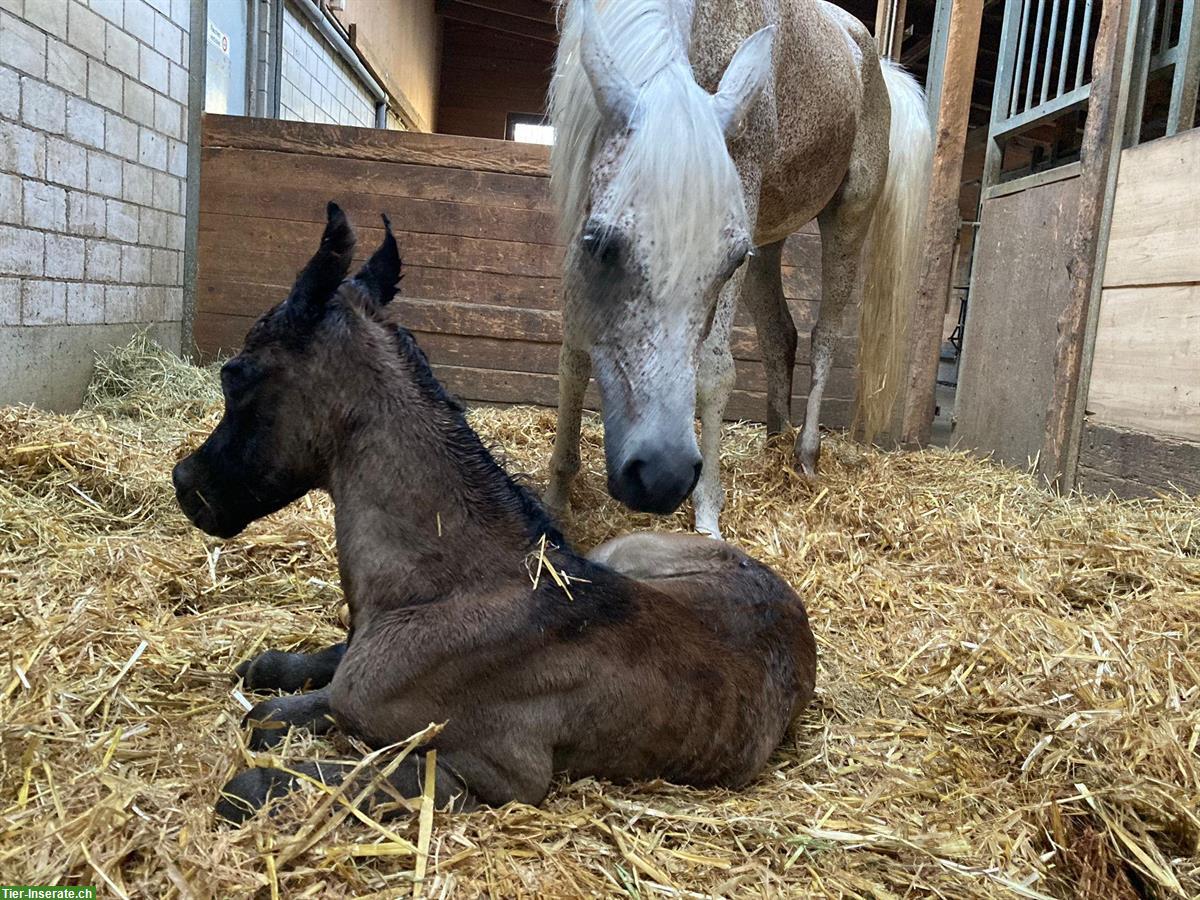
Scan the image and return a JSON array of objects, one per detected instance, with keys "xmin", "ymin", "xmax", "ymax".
[
  {"xmin": 794, "ymin": 443, "xmax": 821, "ymax": 480},
  {"xmin": 215, "ymin": 766, "xmax": 298, "ymax": 824}
]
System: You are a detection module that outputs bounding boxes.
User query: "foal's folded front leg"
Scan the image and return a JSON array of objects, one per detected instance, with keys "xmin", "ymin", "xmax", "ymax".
[
  {"xmin": 244, "ymin": 687, "xmax": 337, "ymax": 750},
  {"xmin": 215, "ymin": 752, "xmax": 478, "ymax": 824},
  {"xmin": 236, "ymin": 641, "xmax": 346, "ymax": 692}
]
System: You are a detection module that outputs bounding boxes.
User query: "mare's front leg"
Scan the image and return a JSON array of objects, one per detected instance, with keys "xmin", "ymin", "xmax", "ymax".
[
  {"xmin": 216, "ymin": 752, "xmax": 479, "ymax": 825},
  {"xmin": 545, "ymin": 341, "xmax": 591, "ymax": 518},
  {"xmin": 693, "ymin": 272, "xmax": 743, "ymax": 537},
  {"xmin": 236, "ymin": 641, "xmax": 346, "ymax": 692}
]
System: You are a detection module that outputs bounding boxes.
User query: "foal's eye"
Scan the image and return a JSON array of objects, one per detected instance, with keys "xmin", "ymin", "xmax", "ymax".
[{"xmin": 220, "ymin": 358, "xmax": 259, "ymax": 402}]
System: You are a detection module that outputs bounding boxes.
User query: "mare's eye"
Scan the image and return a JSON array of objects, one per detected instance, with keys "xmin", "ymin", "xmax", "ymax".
[
  {"xmin": 722, "ymin": 248, "xmax": 750, "ymax": 282},
  {"xmin": 580, "ymin": 224, "xmax": 625, "ymax": 267}
]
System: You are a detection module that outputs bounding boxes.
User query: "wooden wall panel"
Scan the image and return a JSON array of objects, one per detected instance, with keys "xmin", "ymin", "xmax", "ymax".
[
  {"xmin": 955, "ymin": 175, "xmax": 1081, "ymax": 469},
  {"xmin": 1087, "ymin": 285, "xmax": 1200, "ymax": 441},
  {"xmin": 1101, "ymin": 129, "xmax": 1200, "ymax": 289},
  {"xmin": 195, "ymin": 114, "xmax": 841, "ymax": 425},
  {"xmin": 1086, "ymin": 128, "xmax": 1200, "ymax": 457}
]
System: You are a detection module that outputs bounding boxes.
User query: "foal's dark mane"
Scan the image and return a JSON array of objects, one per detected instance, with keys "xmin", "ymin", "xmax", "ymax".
[{"xmin": 380, "ymin": 315, "xmax": 570, "ymax": 553}]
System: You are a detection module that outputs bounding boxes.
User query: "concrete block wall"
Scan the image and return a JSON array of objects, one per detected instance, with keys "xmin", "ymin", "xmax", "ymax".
[
  {"xmin": 278, "ymin": 2, "xmax": 376, "ymax": 129},
  {"xmin": 0, "ymin": 0, "xmax": 189, "ymax": 410}
]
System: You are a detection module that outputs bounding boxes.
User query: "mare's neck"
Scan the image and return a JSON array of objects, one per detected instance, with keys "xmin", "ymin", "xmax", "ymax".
[{"xmin": 326, "ymin": 379, "xmax": 551, "ymax": 613}]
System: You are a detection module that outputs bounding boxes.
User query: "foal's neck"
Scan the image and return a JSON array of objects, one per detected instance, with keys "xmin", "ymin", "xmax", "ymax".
[{"xmin": 327, "ymin": 350, "xmax": 557, "ymax": 613}]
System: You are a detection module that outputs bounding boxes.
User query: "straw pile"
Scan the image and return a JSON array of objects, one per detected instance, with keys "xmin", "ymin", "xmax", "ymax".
[{"xmin": 1, "ymin": 335, "xmax": 1197, "ymax": 899}]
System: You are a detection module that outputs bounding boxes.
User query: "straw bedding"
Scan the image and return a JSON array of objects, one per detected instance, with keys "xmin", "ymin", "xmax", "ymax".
[{"xmin": 1, "ymin": 335, "xmax": 1197, "ymax": 899}]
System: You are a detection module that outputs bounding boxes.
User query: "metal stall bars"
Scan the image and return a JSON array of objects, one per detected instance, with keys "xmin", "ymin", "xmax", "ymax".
[{"xmin": 982, "ymin": 0, "xmax": 1200, "ymax": 198}]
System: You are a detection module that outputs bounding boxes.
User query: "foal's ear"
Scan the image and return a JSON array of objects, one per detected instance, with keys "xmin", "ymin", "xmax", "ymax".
[
  {"xmin": 289, "ymin": 202, "xmax": 357, "ymax": 321},
  {"xmin": 353, "ymin": 214, "xmax": 402, "ymax": 307},
  {"xmin": 711, "ymin": 25, "xmax": 775, "ymax": 139}
]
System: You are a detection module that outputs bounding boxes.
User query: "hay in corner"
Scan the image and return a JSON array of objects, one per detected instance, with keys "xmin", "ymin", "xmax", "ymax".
[{"xmin": 0, "ymin": 334, "xmax": 1197, "ymax": 898}]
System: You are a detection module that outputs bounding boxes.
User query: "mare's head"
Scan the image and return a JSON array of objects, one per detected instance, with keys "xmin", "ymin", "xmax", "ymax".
[
  {"xmin": 173, "ymin": 203, "xmax": 402, "ymax": 537},
  {"xmin": 551, "ymin": 0, "xmax": 774, "ymax": 514}
]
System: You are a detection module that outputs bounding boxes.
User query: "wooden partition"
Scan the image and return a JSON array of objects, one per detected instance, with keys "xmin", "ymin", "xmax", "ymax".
[
  {"xmin": 954, "ymin": 172, "xmax": 1082, "ymax": 468},
  {"xmin": 1077, "ymin": 129, "xmax": 1200, "ymax": 497},
  {"xmin": 195, "ymin": 114, "xmax": 846, "ymax": 424}
]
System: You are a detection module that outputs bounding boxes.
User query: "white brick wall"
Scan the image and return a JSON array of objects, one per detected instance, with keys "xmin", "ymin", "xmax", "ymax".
[
  {"xmin": 278, "ymin": 3, "xmax": 376, "ymax": 129},
  {"xmin": 0, "ymin": 0, "xmax": 188, "ymax": 331}
]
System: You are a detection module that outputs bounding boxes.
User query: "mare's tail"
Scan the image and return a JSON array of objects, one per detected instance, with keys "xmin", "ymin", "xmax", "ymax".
[{"xmin": 855, "ymin": 61, "xmax": 933, "ymax": 444}]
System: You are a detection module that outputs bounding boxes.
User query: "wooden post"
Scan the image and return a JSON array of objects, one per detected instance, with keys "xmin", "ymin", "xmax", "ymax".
[
  {"xmin": 899, "ymin": 0, "xmax": 985, "ymax": 446},
  {"xmin": 1039, "ymin": 0, "xmax": 1134, "ymax": 489},
  {"xmin": 875, "ymin": 0, "xmax": 908, "ymax": 60}
]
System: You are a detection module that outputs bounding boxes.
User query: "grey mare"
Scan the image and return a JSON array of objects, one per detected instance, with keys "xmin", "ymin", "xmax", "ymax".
[{"xmin": 545, "ymin": 0, "xmax": 932, "ymax": 535}]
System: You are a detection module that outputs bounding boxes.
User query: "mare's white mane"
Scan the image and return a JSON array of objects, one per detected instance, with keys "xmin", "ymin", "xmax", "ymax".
[{"xmin": 550, "ymin": 0, "xmax": 751, "ymax": 296}]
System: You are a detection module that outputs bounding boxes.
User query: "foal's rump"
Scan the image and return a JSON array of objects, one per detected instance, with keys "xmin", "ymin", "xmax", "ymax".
[{"xmin": 581, "ymin": 532, "xmax": 817, "ymax": 784}]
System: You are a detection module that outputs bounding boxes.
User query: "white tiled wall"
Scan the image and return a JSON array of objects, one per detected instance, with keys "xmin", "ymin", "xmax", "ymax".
[
  {"xmin": 0, "ymin": 0, "xmax": 188, "ymax": 335},
  {"xmin": 278, "ymin": 3, "xmax": 376, "ymax": 128}
]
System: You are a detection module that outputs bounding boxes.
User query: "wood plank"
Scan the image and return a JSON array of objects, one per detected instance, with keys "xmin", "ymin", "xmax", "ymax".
[
  {"xmin": 1039, "ymin": 0, "xmax": 1134, "ymax": 489},
  {"xmin": 198, "ymin": 215, "xmax": 564, "ymax": 279},
  {"xmin": 412, "ymin": 331, "xmax": 856, "ymax": 378},
  {"xmin": 202, "ymin": 114, "xmax": 551, "ymax": 177},
  {"xmin": 1078, "ymin": 421, "xmax": 1200, "ymax": 497},
  {"xmin": 1086, "ymin": 283, "xmax": 1200, "ymax": 441},
  {"xmin": 201, "ymin": 147, "xmax": 556, "ymax": 213},
  {"xmin": 901, "ymin": 0, "xmax": 984, "ymax": 445},
  {"xmin": 200, "ymin": 167, "xmax": 560, "ymax": 246},
  {"xmin": 198, "ymin": 266, "xmax": 562, "ymax": 317},
  {"xmin": 436, "ymin": 364, "xmax": 855, "ymax": 426},
  {"xmin": 781, "ymin": 232, "xmax": 821, "ymax": 267},
  {"xmin": 956, "ymin": 176, "xmax": 1082, "ymax": 469},
  {"xmin": 1101, "ymin": 128, "xmax": 1200, "ymax": 288},
  {"xmin": 195, "ymin": 303, "xmax": 859, "ymax": 370}
]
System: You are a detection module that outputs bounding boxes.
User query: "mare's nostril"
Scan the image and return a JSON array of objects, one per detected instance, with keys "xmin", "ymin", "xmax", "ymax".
[{"xmin": 625, "ymin": 458, "xmax": 648, "ymax": 493}]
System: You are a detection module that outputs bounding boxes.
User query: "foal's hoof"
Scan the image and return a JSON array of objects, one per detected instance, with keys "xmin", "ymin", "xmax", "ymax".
[
  {"xmin": 215, "ymin": 766, "xmax": 299, "ymax": 824},
  {"xmin": 236, "ymin": 650, "xmax": 307, "ymax": 692},
  {"xmin": 245, "ymin": 697, "xmax": 300, "ymax": 750}
]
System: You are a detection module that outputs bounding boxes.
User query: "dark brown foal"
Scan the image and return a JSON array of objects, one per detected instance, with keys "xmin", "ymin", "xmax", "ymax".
[{"xmin": 173, "ymin": 204, "xmax": 817, "ymax": 824}]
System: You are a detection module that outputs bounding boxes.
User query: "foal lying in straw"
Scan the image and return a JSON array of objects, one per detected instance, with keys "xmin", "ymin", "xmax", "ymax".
[{"xmin": 172, "ymin": 204, "xmax": 817, "ymax": 823}]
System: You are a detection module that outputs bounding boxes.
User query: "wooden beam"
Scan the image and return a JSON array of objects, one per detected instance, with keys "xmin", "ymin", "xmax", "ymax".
[
  {"xmin": 436, "ymin": 0, "xmax": 558, "ymax": 43},
  {"xmin": 456, "ymin": 0, "xmax": 556, "ymax": 25},
  {"xmin": 874, "ymin": 0, "xmax": 908, "ymax": 60},
  {"xmin": 1039, "ymin": 0, "xmax": 1135, "ymax": 489},
  {"xmin": 900, "ymin": 0, "xmax": 985, "ymax": 446}
]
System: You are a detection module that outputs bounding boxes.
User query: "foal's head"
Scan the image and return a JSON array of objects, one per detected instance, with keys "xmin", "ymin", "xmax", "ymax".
[
  {"xmin": 173, "ymin": 203, "xmax": 402, "ymax": 537},
  {"xmin": 552, "ymin": 0, "xmax": 774, "ymax": 514}
]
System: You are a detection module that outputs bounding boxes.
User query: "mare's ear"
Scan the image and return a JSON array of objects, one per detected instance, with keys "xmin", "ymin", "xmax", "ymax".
[
  {"xmin": 288, "ymin": 202, "xmax": 357, "ymax": 324},
  {"xmin": 711, "ymin": 25, "xmax": 775, "ymax": 139},
  {"xmin": 353, "ymin": 214, "xmax": 402, "ymax": 308}
]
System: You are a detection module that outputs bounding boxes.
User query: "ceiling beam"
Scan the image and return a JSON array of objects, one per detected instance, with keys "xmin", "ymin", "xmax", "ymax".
[{"xmin": 437, "ymin": 0, "xmax": 558, "ymax": 44}]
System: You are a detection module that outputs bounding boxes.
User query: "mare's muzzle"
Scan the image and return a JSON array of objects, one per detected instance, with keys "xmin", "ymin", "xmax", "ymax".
[{"xmin": 608, "ymin": 443, "xmax": 702, "ymax": 515}]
